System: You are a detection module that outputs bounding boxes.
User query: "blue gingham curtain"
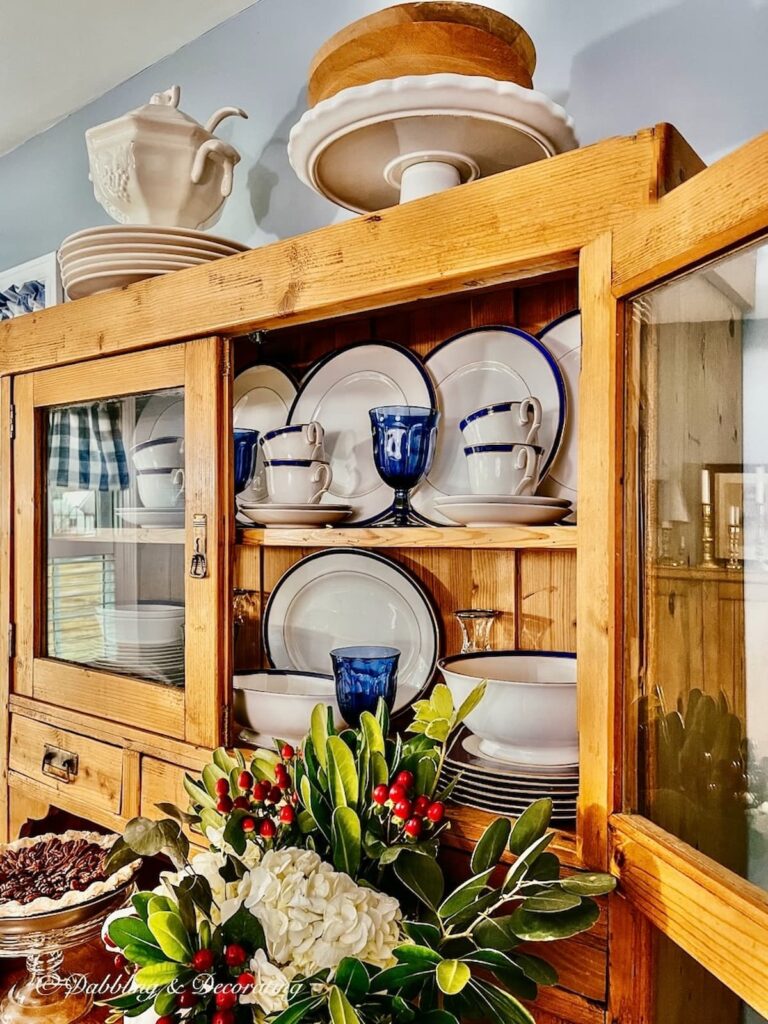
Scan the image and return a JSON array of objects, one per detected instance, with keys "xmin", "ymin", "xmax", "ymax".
[{"xmin": 47, "ymin": 402, "xmax": 129, "ymax": 492}]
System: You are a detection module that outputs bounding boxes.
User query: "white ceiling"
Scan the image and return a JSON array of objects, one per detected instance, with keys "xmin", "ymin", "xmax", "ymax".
[{"xmin": 0, "ymin": 0, "xmax": 260, "ymax": 157}]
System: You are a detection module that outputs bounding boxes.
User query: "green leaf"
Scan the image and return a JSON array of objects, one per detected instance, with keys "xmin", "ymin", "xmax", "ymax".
[
  {"xmin": 183, "ymin": 772, "xmax": 217, "ymax": 811},
  {"xmin": 415, "ymin": 754, "xmax": 439, "ymax": 798},
  {"xmin": 107, "ymin": 915, "xmax": 161, "ymax": 956},
  {"xmin": 147, "ymin": 895, "xmax": 174, "ymax": 917},
  {"xmin": 437, "ymin": 869, "xmax": 493, "ymax": 919},
  {"xmin": 131, "ymin": 891, "xmax": 153, "ymax": 922},
  {"xmin": 213, "ymin": 746, "xmax": 239, "ymax": 774},
  {"xmin": 524, "ymin": 890, "xmax": 582, "ymax": 913},
  {"xmin": 379, "ymin": 844, "xmax": 406, "ymax": 866},
  {"xmin": 155, "ymin": 802, "xmax": 201, "ymax": 827},
  {"xmin": 473, "ymin": 915, "xmax": 520, "ymax": 951},
  {"xmin": 147, "ymin": 911, "xmax": 192, "ymax": 963},
  {"xmin": 371, "ymin": 750, "xmax": 390, "ymax": 787},
  {"xmin": 442, "ymin": 888, "xmax": 500, "ymax": 930},
  {"xmin": 461, "ymin": 950, "xmax": 536, "ymax": 1000},
  {"xmin": 270, "ymin": 997, "xmax": 325, "ymax": 1024},
  {"xmin": 311, "ymin": 704, "xmax": 330, "ymax": 771},
  {"xmin": 222, "ymin": 905, "xmax": 266, "ymax": 951},
  {"xmin": 503, "ymin": 833, "xmax": 555, "ymax": 891},
  {"xmin": 329, "ymin": 984, "xmax": 361, "ymax": 1024},
  {"xmin": 375, "ymin": 697, "xmax": 390, "ymax": 737},
  {"xmin": 223, "ymin": 808, "xmax": 249, "ymax": 855},
  {"xmin": 455, "ymin": 681, "xmax": 487, "ymax": 726},
  {"xmin": 360, "ymin": 711, "xmax": 386, "ymax": 756},
  {"xmin": 202, "ymin": 762, "xmax": 228, "ymax": 798},
  {"xmin": 335, "ymin": 957, "xmax": 370, "ymax": 1000},
  {"xmin": 122, "ymin": 942, "xmax": 167, "ymax": 967},
  {"xmin": 425, "ymin": 718, "xmax": 451, "ymax": 742},
  {"xmin": 527, "ymin": 852, "xmax": 560, "ymax": 882},
  {"xmin": 471, "ymin": 818, "xmax": 511, "ymax": 874},
  {"xmin": 369, "ymin": 964, "xmax": 434, "ymax": 993},
  {"xmin": 508, "ymin": 799, "xmax": 552, "ymax": 855},
  {"xmin": 561, "ymin": 872, "xmax": 617, "ymax": 896},
  {"xmin": 104, "ymin": 836, "xmax": 142, "ymax": 875},
  {"xmin": 394, "ymin": 851, "xmax": 445, "ymax": 911},
  {"xmin": 124, "ymin": 817, "xmax": 188, "ymax": 866},
  {"xmin": 468, "ymin": 979, "xmax": 535, "ymax": 1024},
  {"xmin": 327, "ymin": 735, "xmax": 359, "ymax": 809},
  {"xmin": 436, "ymin": 960, "xmax": 470, "ymax": 996},
  {"xmin": 332, "ymin": 806, "xmax": 361, "ymax": 877},
  {"xmin": 153, "ymin": 990, "xmax": 177, "ymax": 1016},
  {"xmin": 509, "ymin": 898, "xmax": 600, "ymax": 941},
  {"xmin": 394, "ymin": 944, "xmax": 442, "ymax": 966},
  {"xmin": 509, "ymin": 952, "xmax": 558, "ymax": 987},
  {"xmin": 431, "ymin": 684, "xmax": 454, "ymax": 719},
  {"xmin": 133, "ymin": 961, "xmax": 184, "ymax": 990},
  {"xmin": 402, "ymin": 920, "xmax": 441, "ymax": 949}
]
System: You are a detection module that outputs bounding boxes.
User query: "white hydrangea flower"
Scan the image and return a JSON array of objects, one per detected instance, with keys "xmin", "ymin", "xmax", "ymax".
[
  {"xmin": 240, "ymin": 948, "xmax": 292, "ymax": 1016},
  {"xmin": 158, "ymin": 848, "xmax": 240, "ymax": 926},
  {"xmin": 205, "ymin": 825, "xmax": 263, "ymax": 869}
]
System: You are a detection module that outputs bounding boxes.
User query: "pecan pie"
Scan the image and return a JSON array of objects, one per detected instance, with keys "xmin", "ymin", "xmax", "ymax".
[{"xmin": 0, "ymin": 830, "xmax": 138, "ymax": 917}]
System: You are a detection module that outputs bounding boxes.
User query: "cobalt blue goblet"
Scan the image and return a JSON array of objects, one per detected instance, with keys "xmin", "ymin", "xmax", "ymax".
[
  {"xmin": 331, "ymin": 645, "xmax": 400, "ymax": 726},
  {"xmin": 233, "ymin": 428, "xmax": 259, "ymax": 495},
  {"xmin": 369, "ymin": 405, "xmax": 440, "ymax": 526}
]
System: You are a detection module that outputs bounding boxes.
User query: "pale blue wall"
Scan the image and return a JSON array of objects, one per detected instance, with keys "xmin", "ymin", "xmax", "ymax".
[{"xmin": 1, "ymin": 0, "xmax": 767, "ymax": 272}]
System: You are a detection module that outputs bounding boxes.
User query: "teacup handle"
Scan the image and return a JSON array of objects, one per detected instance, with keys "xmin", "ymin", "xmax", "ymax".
[
  {"xmin": 519, "ymin": 397, "xmax": 543, "ymax": 445},
  {"xmin": 171, "ymin": 468, "xmax": 185, "ymax": 501},
  {"xmin": 512, "ymin": 447, "xmax": 537, "ymax": 497},
  {"xmin": 304, "ymin": 421, "xmax": 324, "ymax": 446},
  {"xmin": 309, "ymin": 463, "xmax": 332, "ymax": 503}
]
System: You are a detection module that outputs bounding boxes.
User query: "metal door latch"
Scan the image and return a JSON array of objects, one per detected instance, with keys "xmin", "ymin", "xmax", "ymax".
[
  {"xmin": 41, "ymin": 744, "xmax": 79, "ymax": 783},
  {"xmin": 190, "ymin": 513, "xmax": 208, "ymax": 578}
]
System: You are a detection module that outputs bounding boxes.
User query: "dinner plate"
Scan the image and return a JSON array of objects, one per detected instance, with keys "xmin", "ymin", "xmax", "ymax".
[
  {"xmin": 537, "ymin": 311, "xmax": 580, "ymax": 513},
  {"xmin": 62, "ymin": 254, "xmax": 209, "ymax": 283},
  {"xmin": 65, "ymin": 270, "xmax": 167, "ymax": 299},
  {"xmin": 288, "ymin": 341, "xmax": 436, "ymax": 523},
  {"xmin": 412, "ymin": 327, "xmax": 566, "ymax": 524},
  {"xmin": 458, "ymin": 733, "xmax": 579, "ymax": 774},
  {"xmin": 59, "ymin": 241, "xmax": 233, "ymax": 262},
  {"xmin": 436, "ymin": 501, "xmax": 571, "ymax": 527},
  {"xmin": 436, "ymin": 493, "xmax": 570, "ymax": 507},
  {"xmin": 441, "ymin": 765, "xmax": 579, "ymax": 794},
  {"xmin": 116, "ymin": 507, "xmax": 185, "ymax": 528},
  {"xmin": 448, "ymin": 793, "xmax": 576, "ymax": 823},
  {"xmin": 61, "ymin": 224, "xmax": 248, "ymax": 253},
  {"xmin": 59, "ymin": 234, "xmax": 245, "ymax": 260},
  {"xmin": 263, "ymin": 548, "xmax": 439, "ymax": 711},
  {"xmin": 237, "ymin": 503, "xmax": 352, "ymax": 527},
  {"xmin": 234, "ymin": 364, "xmax": 298, "ymax": 502},
  {"xmin": 444, "ymin": 770, "xmax": 578, "ymax": 799}
]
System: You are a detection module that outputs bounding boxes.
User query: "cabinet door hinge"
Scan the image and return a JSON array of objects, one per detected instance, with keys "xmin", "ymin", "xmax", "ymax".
[
  {"xmin": 9, "ymin": 403, "xmax": 15, "ymax": 440},
  {"xmin": 7, "ymin": 622, "xmax": 15, "ymax": 659}
]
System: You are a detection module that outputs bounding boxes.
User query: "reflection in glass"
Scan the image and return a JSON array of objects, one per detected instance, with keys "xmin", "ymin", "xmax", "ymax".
[
  {"xmin": 630, "ymin": 238, "xmax": 768, "ymax": 891},
  {"xmin": 45, "ymin": 388, "xmax": 186, "ymax": 688}
]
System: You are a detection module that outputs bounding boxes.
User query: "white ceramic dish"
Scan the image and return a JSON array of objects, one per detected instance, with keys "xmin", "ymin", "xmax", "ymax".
[
  {"xmin": 435, "ymin": 500, "xmax": 571, "ymax": 527},
  {"xmin": 234, "ymin": 670, "xmax": 344, "ymax": 744},
  {"xmin": 437, "ymin": 493, "xmax": 570, "ymax": 507},
  {"xmin": 237, "ymin": 503, "xmax": 352, "ymax": 527},
  {"xmin": 288, "ymin": 341, "xmax": 435, "ymax": 523},
  {"xmin": 264, "ymin": 459, "xmax": 332, "ymax": 505},
  {"xmin": 97, "ymin": 604, "xmax": 184, "ymax": 646},
  {"xmin": 65, "ymin": 270, "xmax": 167, "ymax": 299},
  {"xmin": 413, "ymin": 327, "xmax": 566, "ymax": 524},
  {"xmin": 439, "ymin": 651, "xmax": 577, "ymax": 765},
  {"xmin": 116, "ymin": 507, "xmax": 185, "ymax": 528},
  {"xmin": 61, "ymin": 253, "xmax": 209, "ymax": 282},
  {"xmin": 134, "ymin": 395, "xmax": 184, "ymax": 448},
  {"xmin": 454, "ymin": 734, "xmax": 578, "ymax": 775},
  {"xmin": 461, "ymin": 397, "xmax": 542, "ymax": 446},
  {"xmin": 234, "ymin": 364, "xmax": 298, "ymax": 502},
  {"xmin": 263, "ymin": 548, "xmax": 439, "ymax": 711},
  {"xmin": 59, "ymin": 227, "xmax": 246, "ymax": 259},
  {"xmin": 59, "ymin": 241, "xmax": 238, "ymax": 264},
  {"xmin": 260, "ymin": 422, "xmax": 325, "ymax": 462},
  {"xmin": 464, "ymin": 442, "xmax": 542, "ymax": 496},
  {"xmin": 537, "ymin": 311, "xmax": 580, "ymax": 514},
  {"xmin": 131, "ymin": 436, "xmax": 184, "ymax": 471},
  {"xmin": 137, "ymin": 468, "xmax": 185, "ymax": 509}
]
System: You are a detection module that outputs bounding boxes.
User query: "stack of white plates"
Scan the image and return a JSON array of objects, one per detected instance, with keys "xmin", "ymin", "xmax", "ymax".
[
  {"xmin": 237, "ymin": 500, "xmax": 353, "ymax": 527},
  {"xmin": 95, "ymin": 640, "xmax": 184, "ymax": 687},
  {"xmin": 94, "ymin": 602, "xmax": 185, "ymax": 687},
  {"xmin": 435, "ymin": 493, "xmax": 572, "ymax": 527},
  {"xmin": 440, "ymin": 732, "xmax": 578, "ymax": 826},
  {"xmin": 58, "ymin": 225, "xmax": 248, "ymax": 300}
]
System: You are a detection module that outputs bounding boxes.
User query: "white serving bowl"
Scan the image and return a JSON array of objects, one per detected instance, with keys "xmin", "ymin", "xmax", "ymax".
[
  {"xmin": 234, "ymin": 670, "xmax": 344, "ymax": 745},
  {"xmin": 438, "ymin": 651, "xmax": 577, "ymax": 765},
  {"xmin": 96, "ymin": 603, "xmax": 184, "ymax": 646},
  {"xmin": 131, "ymin": 436, "xmax": 184, "ymax": 471}
]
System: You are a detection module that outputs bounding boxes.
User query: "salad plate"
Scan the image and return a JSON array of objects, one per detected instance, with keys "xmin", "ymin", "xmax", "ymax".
[
  {"xmin": 237, "ymin": 502, "xmax": 352, "ymax": 527},
  {"xmin": 288, "ymin": 342, "xmax": 435, "ymax": 523},
  {"xmin": 234, "ymin": 364, "xmax": 298, "ymax": 501},
  {"xmin": 412, "ymin": 327, "xmax": 566, "ymax": 523},
  {"xmin": 263, "ymin": 548, "xmax": 439, "ymax": 711},
  {"xmin": 134, "ymin": 394, "xmax": 184, "ymax": 447},
  {"xmin": 435, "ymin": 499, "xmax": 571, "ymax": 527},
  {"xmin": 115, "ymin": 507, "xmax": 185, "ymax": 528},
  {"xmin": 537, "ymin": 310, "xmax": 581, "ymax": 513}
]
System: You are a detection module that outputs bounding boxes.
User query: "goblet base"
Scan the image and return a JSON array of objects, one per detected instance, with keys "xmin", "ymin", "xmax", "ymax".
[
  {"xmin": 365, "ymin": 503, "xmax": 440, "ymax": 527},
  {"xmin": 1, "ymin": 957, "xmax": 91, "ymax": 1024}
]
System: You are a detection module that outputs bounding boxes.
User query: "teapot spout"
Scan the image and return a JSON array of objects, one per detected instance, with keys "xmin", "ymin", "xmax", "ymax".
[{"xmin": 205, "ymin": 106, "xmax": 248, "ymax": 134}]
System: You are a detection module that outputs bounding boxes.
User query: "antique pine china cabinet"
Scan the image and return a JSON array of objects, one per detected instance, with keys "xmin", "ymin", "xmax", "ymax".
[{"xmin": 1, "ymin": 123, "xmax": 768, "ymax": 1023}]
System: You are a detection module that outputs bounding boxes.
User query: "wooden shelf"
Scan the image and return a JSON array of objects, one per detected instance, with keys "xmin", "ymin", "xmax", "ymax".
[
  {"xmin": 237, "ymin": 525, "xmax": 577, "ymax": 550},
  {"xmin": 48, "ymin": 528, "xmax": 185, "ymax": 545}
]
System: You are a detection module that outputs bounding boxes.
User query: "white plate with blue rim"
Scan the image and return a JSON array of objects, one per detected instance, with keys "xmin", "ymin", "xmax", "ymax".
[
  {"xmin": 263, "ymin": 548, "xmax": 439, "ymax": 713},
  {"xmin": 287, "ymin": 341, "xmax": 436, "ymax": 523},
  {"xmin": 234, "ymin": 363, "xmax": 298, "ymax": 504},
  {"xmin": 412, "ymin": 326, "xmax": 567, "ymax": 524},
  {"xmin": 536, "ymin": 310, "xmax": 581, "ymax": 516}
]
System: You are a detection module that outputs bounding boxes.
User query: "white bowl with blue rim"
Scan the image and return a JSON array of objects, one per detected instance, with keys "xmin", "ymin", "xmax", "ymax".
[
  {"xmin": 460, "ymin": 396, "xmax": 542, "ymax": 446},
  {"xmin": 131, "ymin": 436, "xmax": 184, "ymax": 471},
  {"xmin": 234, "ymin": 670, "xmax": 344, "ymax": 744},
  {"xmin": 439, "ymin": 651, "xmax": 577, "ymax": 766},
  {"xmin": 464, "ymin": 442, "xmax": 542, "ymax": 496}
]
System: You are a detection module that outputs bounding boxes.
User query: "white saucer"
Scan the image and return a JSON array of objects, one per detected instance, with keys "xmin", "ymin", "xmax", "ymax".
[
  {"xmin": 437, "ymin": 501, "xmax": 571, "ymax": 527},
  {"xmin": 436, "ymin": 493, "xmax": 570, "ymax": 507},
  {"xmin": 461, "ymin": 733, "xmax": 579, "ymax": 774},
  {"xmin": 116, "ymin": 507, "xmax": 185, "ymax": 528},
  {"xmin": 238, "ymin": 503, "xmax": 353, "ymax": 527}
]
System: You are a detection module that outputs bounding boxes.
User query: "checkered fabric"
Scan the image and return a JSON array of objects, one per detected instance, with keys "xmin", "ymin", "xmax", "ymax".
[{"xmin": 48, "ymin": 402, "xmax": 129, "ymax": 492}]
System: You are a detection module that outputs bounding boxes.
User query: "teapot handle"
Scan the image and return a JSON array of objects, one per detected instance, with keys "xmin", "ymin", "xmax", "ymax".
[
  {"xmin": 191, "ymin": 138, "xmax": 240, "ymax": 197},
  {"xmin": 205, "ymin": 106, "xmax": 248, "ymax": 134}
]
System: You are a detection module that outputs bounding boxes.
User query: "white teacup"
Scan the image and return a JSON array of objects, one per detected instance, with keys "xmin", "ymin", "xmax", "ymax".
[
  {"xmin": 137, "ymin": 467, "xmax": 185, "ymax": 508},
  {"xmin": 131, "ymin": 435, "xmax": 184, "ymax": 471},
  {"xmin": 261, "ymin": 422, "xmax": 325, "ymax": 462},
  {"xmin": 464, "ymin": 443, "xmax": 542, "ymax": 496},
  {"xmin": 265, "ymin": 459, "xmax": 332, "ymax": 504},
  {"xmin": 460, "ymin": 397, "xmax": 542, "ymax": 446}
]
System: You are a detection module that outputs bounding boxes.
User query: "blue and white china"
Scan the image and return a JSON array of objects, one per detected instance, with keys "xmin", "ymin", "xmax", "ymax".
[
  {"xmin": 234, "ymin": 364, "xmax": 298, "ymax": 502},
  {"xmin": 233, "ymin": 428, "xmax": 259, "ymax": 495},
  {"xmin": 434, "ymin": 494, "xmax": 570, "ymax": 527},
  {"xmin": 464, "ymin": 442, "xmax": 542, "ymax": 496},
  {"xmin": 460, "ymin": 396, "xmax": 542, "ymax": 446},
  {"xmin": 134, "ymin": 394, "xmax": 184, "ymax": 448},
  {"xmin": 263, "ymin": 548, "xmax": 439, "ymax": 711},
  {"xmin": 234, "ymin": 670, "xmax": 344, "ymax": 745},
  {"xmin": 368, "ymin": 405, "xmax": 439, "ymax": 526},
  {"xmin": 237, "ymin": 502, "xmax": 352, "ymax": 527},
  {"xmin": 288, "ymin": 341, "xmax": 436, "ymax": 523},
  {"xmin": 131, "ymin": 435, "xmax": 184, "ymax": 471},
  {"xmin": 331, "ymin": 645, "xmax": 401, "ymax": 725},
  {"xmin": 536, "ymin": 310, "xmax": 581, "ymax": 514},
  {"xmin": 413, "ymin": 326, "xmax": 566, "ymax": 524},
  {"xmin": 137, "ymin": 467, "xmax": 185, "ymax": 508},
  {"xmin": 260, "ymin": 421, "xmax": 325, "ymax": 462},
  {"xmin": 264, "ymin": 458, "xmax": 332, "ymax": 504}
]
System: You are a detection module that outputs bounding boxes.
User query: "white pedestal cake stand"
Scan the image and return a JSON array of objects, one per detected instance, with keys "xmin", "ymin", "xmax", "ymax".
[{"xmin": 288, "ymin": 73, "xmax": 577, "ymax": 212}]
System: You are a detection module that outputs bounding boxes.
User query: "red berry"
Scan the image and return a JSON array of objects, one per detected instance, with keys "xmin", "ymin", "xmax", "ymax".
[
  {"xmin": 373, "ymin": 784, "xmax": 389, "ymax": 805},
  {"xmin": 216, "ymin": 986, "xmax": 238, "ymax": 1010},
  {"xmin": 113, "ymin": 953, "xmax": 126, "ymax": 970},
  {"xmin": 252, "ymin": 780, "xmax": 270, "ymax": 801},
  {"xmin": 156, "ymin": 1016, "xmax": 175, "ymax": 1024},
  {"xmin": 215, "ymin": 778, "xmax": 230, "ymax": 797},
  {"xmin": 233, "ymin": 796, "xmax": 250, "ymax": 811},
  {"xmin": 281, "ymin": 743, "xmax": 295, "ymax": 760},
  {"xmin": 216, "ymin": 795, "xmax": 233, "ymax": 814},
  {"xmin": 279, "ymin": 805, "xmax": 295, "ymax": 824},
  {"xmin": 413, "ymin": 794, "xmax": 431, "ymax": 816},
  {"xmin": 177, "ymin": 990, "xmax": 198, "ymax": 1009},
  {"xmin": 238, "ymin": 770, "xmax": 254, "ymax": 791},
  {"xmin": 404, "ymin": 817, "xmax": 423, "ymax": 839},
  {"xmin": 237, "ymin": 972, "xmax": 255, "ymax": 992},
  {"xmin": 190, "ymin": 947, "xmax": 215, "ymax": 972},
  {"xmin": 268, "ymin": 785, "xmax": 283, "ymax": 803},
  {"xmin": 395, "ymin": 770, "xmax": 415, "ymax": 792},
  {"xmin": 259, "ymin": 818, "xmax": 277, "ymax": 839},
  {"xmin": 242, "ymin": 817, "xmax": 256, "ymax": 833},
  {"xmin": 224, "ymin": 943, "xmax": 248, "ymax": 968},
  {"xmin": 393, "ymin": 798, "xmax": 412, "ymax": 820},
  {"xmin": 427, "ymin": 801, "xmax": 445, "ymax": 823},
  {"xmin": 388, "ymin": 783, "xmax": 406, "ymax": 803},
  {"xmin": 275, "ymin": 767, "xmax": 289, "ymax": 787},
  {"xmin": 212, "ymin": 1012, "xmax": 235, "ymax": 1024}
]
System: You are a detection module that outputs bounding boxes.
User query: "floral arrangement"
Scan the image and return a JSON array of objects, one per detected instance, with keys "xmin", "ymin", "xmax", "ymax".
[{"xmin": 103, "ymin": 684, "xmax": 615, "ymax": 1024}]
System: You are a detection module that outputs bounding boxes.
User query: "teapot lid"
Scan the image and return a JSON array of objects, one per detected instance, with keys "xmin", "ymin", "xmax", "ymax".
[{"xmin": 131, "ymin": 85, "xmax": 201, "ymax": 127}]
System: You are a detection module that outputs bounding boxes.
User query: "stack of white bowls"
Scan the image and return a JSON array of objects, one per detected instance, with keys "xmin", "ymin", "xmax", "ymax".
[{"xmin": 95, "ymin": 602, "xmax": 184, "ymax": 686}]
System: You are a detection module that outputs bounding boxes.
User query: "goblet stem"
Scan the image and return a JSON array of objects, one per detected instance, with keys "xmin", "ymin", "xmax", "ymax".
[
  {"xmin": 392, "ymin": 489, "xmax": 411, "ymax": 526},
  {"xmin": 27, "ymin": 948, "xmax": 64, "ymax": 982}
]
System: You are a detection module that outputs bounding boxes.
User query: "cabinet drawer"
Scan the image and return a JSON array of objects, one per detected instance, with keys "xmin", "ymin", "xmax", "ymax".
[
  {"xmin": 9, "ymin": 716, "xmax": 123, "ymax": 814},
  {"xmin": 141, "ymin": 756, "xmax": 207, "ymax": 848}
]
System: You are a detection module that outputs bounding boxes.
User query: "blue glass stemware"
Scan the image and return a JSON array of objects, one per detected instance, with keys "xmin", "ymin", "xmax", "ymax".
[
  {"xmin": 331, "ymin": 645, "xmax": 400, "ymax": 726},
  {"xmin": 233, "ymin": 428, "xmax": 259, "ymax": 495},
  {"xmin": 369, "ymin": 405, "xmax": 440, "ymax": 526}
]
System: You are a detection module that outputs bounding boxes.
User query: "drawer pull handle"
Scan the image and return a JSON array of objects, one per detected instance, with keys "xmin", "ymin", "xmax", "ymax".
[{"xmin": 41, "ymin": 744, "xmax": 79, "ymax": 783}]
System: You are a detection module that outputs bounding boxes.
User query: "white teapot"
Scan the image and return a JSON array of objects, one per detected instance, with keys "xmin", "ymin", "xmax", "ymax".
[{"xmin": 85, "ymin": 85, "xmax": 248, "ymax": 229}]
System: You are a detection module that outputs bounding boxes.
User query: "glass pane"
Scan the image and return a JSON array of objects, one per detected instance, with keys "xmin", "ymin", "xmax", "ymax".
[
  {"xmin": 652, "ymin": 928, "xmax": 766, "ymax": 1023},
  {"xmin": 629, "ymin": 238, "xmax": 768, "ymax": 888},
  {"xmin": 45, "ymin": 388, "xmax": 185, "ymax": 688}
]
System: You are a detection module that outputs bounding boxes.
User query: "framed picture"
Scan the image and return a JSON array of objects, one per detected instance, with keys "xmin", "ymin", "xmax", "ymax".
[
  {"xmin": 0, "ymin": 251, "xmax": 62, "ymax": 320},
  {"xmin": 707, "ymin": 463, "xmax": 767, "ymax": 562}
]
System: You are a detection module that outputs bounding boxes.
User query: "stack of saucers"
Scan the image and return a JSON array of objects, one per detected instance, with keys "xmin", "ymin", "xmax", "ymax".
[{"xmin": 58, "ymin": 225, "xmax": 248, "ymax": 300}]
